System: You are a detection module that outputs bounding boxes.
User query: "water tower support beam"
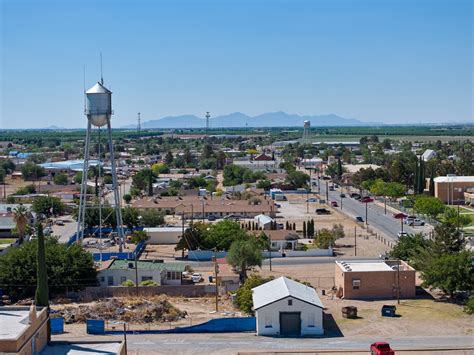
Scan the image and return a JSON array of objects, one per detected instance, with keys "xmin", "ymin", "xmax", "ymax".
[
  {"xmin": 106, "ymin": 119, "xmax": 125, "ymax": 252},
  {"xmin": 77, "ymin": 120, "xmax": 92, "ymax": 244}
]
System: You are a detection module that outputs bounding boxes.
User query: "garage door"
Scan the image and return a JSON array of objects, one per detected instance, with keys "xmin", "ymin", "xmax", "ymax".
[{"xmin": 280, "ymin": 312, "xmax": 301, "ymax": 336}]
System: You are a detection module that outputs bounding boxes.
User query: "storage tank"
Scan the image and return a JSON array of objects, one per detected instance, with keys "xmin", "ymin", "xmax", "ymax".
[{"xmin": 85, "ymin": 82, "xmax": 112, "ymax": 127}]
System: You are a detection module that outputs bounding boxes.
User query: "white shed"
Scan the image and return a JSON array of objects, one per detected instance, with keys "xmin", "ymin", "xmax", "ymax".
[
  {"xmin": 143, "ymin": 227, "xmax": 184, "ymax": 245},
  {"xmin": 252, "ymin": 277, "xmax": 324, "ymax": 336}
]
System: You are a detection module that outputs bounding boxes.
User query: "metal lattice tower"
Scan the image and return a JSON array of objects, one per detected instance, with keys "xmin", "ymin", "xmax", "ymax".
[
  {"xmin": 205, "ymin": 111, "xmax": 210, "ymax": 134},
  {"xmin": 76, "ymin": 79, "xmax": 125, "ymax": 253}
]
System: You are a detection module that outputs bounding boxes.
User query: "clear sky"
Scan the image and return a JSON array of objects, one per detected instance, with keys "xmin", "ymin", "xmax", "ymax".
[{"xmin": 1, "ymin": 0, "xmax": 472, "ymax": 129}]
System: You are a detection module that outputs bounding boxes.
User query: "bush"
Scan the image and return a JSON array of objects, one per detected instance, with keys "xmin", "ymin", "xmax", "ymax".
[
  {"xmin": 139, "ymin": 280, "xmax": 158, "ymax": 286},
  {"xmin": 121, "ymin": 280, "xmax": 135, "ymax": 287},
  {"xmin": 464, "ymin": 295, "xmax": 474, "ymax": 315}
]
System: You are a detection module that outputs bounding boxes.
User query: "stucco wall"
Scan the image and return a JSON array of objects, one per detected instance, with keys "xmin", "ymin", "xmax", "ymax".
[{"xmin": 255, "ymin": 296, "xmax": 323, "ymax": 336}]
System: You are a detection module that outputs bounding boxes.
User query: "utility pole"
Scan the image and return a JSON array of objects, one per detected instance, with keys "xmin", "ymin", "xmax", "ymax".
[
  {"xmin": 325, "ymin": 181, "xmax": 329, "ymax": 202},
  {"xmin": 205, "ymin": 112, "xmax": 210, "ymax": 135},
  {"xmin": 134, "ymin": 253, "xmax": 139, "ymax": 296},
  {"xmin": 137, "ymin": 112, "xmax": 141, "ymax": 134},
  {"xmin": 269, "ymin": 233, "xmax": 272, "ymax": 271},
  {"xmin": 213, "ymin": 248, "xmax": 219, "ymax": 312},
  {"xmin": 123, "ymin": 323, "xmax": 128, "ymax": 355},
  {"xmin": 354, "ymin": 226, "xmax": 357, "ymax": 256},
  {"xmin": 340, "ymin": 185, "xmax": 343, "ymax": 210},
  {"xmin": 397, "ymin": 259, "xmax": 401, "ymax": 305},
  {"xmin": 365, "ymin": 202, "xmax": 368, "ymax": 226}
]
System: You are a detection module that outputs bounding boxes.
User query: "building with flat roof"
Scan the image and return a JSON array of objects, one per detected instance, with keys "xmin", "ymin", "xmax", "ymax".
[
  {"xmin": 335, "ymin": 260, "xmax": 416, "ymax": 300},
  {"xmin": 98, "ymin": 259, "xmax": 188, "ymax": 286},
  {"xmin": 433, "ymin": 176, "xmax": 474, "ymax": 204},
  {"xmin": 0, "ymin": 306, "xmax": 48, "ymax": 354}
]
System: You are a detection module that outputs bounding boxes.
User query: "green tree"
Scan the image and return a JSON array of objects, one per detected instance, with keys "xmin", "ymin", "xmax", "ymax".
[
  {"xmin": 430, "ymin": 222, "xmax": 466, "ymax": 256},
  {"xmin": 53, "ymin": 173, "xmax": 68, "ymax": 185},
  {"xmin": 21, "ymin": 162, "xmax": 45, "ymax": 181},
  {"xmin": 0, "ymin": 236, "xmax": 97, "ymax": 300},
  {"xmin": 129, "ymin": 230, "xmax": 149, "ymax": 244},
  {"xmin": 32, "ymin": 196, "xmax": 65, "ymax": 217},
  {"xmin": 139, "ymin": 209, "xmax": 165, "ymax": 227},
  {"xmin": 227, "ymin": 239, "xmax": 263, "ymax": 281},
  {"xmin": 35, "ymin": 224, "xmax": 49, "ymax": 307},
  {"xmin": 414, "ymin": 196, "xmax": 445, "ymax": 221},
  {"xmin": 13, "ymin": 204, "xmax": 29, "ymax": 243},
  {"xmin": 389, "ymin": 234, "xmax": 430, "ymax": 267},
  {"xmin": 302, "ymin": 221, "xmax": 307, "ymax": 238},
  {"xmin": 314, "ymin": 229, "xmax": 336, "ymax": 249},
  {"xmin": 420, "ymin": 250, "xmax": 473, "ymax": 297},
  {"xmin": 74, "ymin": 172, "xmax": 83, "ymax": 184},
  {"xmin": 256, "ymin": 179, "xmax": 271, "ymax": 190},
  {"xmin": 206, "ymin": 220, "xmax": 248, "ymax": 250},
  {"xmin": 235, "ymin": 274, "xmax": 274, "ymax": 315},
  {"xmin": 122, "ymin": 206, "xmax": 140, "ymax": 229},
  {"xmin": 123, "ymin": 193, "xmax": 132, "ymax": 204},
  {"xmin": 442, "ymin": 208, "xmax": 471, "ymax": 228},
  {"xmin": 285, "ymin": 170, "xmax": 310, "ymax": 189}
]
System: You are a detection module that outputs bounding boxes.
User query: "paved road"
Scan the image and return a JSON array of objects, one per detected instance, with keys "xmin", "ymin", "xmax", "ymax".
[
  {"xmin": 316, "ymin": 180, "xmax": 428, "ymax": 241},
  {"xmin": 61, "ymin": 334, "xmax": 474, "ymax": 353}
]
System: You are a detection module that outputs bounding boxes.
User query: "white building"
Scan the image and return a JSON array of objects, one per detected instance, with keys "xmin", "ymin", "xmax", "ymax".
[
  {"xmin": 98, "ymin": 259, "xmax": 187, "ymax": 286},
  {"xmin": 144, "ymin": 227, "xmax": 184, "ymax": 245},
  {"xmin": 254, "ymin": 214, "xmax": 274, "ymax": 230},
  {"xmin": 252, "ymin": 277, "xmax": 324, "ymax": 336},
  {"xmin": 421, "ymin": 149, "xmax": 437, "ymax": 161}
]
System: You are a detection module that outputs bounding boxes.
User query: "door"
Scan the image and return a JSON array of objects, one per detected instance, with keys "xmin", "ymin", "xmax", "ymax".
[{"xmin": 279, "ymin": 312, "xmax": 301, "ymax": 336}]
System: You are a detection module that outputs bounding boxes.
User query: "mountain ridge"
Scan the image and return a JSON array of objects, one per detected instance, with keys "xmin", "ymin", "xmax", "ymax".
[{"xmin": 122, "ymin": 112, "xmax": 382, "ymax": 128}]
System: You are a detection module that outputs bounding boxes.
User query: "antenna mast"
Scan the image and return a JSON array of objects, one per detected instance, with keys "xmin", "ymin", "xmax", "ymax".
[
  {"xmin": 205, "ymin": 111, "xmax": 210, "ymax": 135},
  {"xmin": 100, "ymin": 52, "xmax": 104, "ymax": 85},
  {"xmin": 137, "ymin": 112, "xmax": 141, "ymax": 134}
]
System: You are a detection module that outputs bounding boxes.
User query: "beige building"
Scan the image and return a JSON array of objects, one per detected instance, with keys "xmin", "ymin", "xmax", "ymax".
[
  {"xmin": 0, "ymin": 306, "xmax": 48, "ymax": 355},
  {"xmin": 335, "ymin": 260, "xmax": 416, "ymax": 300},
  {"xmin": 433, "ymin": 176, "xmax": 474, "ymax": 204}
]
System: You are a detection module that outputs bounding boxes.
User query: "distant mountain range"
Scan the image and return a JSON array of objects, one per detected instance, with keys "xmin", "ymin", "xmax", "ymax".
[{"xmin": 121, "ymin": 112, "xmax": 382, "ymax": 129}]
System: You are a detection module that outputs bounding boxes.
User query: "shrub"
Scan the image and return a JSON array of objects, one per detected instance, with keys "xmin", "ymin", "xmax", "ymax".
[
  {"xmin": 139, "ymin": 280, "xmax": 158, "ymax": 286},
  {"xmin": 121, "ymin": 280, "xmax": 135, "ymax": 287}
]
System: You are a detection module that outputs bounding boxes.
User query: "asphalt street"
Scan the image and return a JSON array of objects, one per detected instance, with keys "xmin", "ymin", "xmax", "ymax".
[
  {"xmin": 64, "ymin": 334, "xmax": 474, "ymax": 353},
  {"xmin": 316, "ymin": 180, "xmax": 427, "ymax": 241}
]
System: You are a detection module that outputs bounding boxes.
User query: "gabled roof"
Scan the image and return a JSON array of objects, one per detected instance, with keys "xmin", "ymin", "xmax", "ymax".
[{"xmin": 252, "ymin": 276, "xmax": 323, "ymax": 310}]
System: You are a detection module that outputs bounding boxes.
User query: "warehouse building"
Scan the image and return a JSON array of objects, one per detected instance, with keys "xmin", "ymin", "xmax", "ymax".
[{"xmin": 252, "ymin": 277, "xmax": 324, "ymax": 336}]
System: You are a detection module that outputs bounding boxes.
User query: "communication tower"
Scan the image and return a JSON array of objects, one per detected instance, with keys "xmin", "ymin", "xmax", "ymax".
[
  {"xmin": 137, "ymin": 112, "xmax": 141, "ymax": 134},
  {"xmin": 205, "ymin": 112, "xmax": 210, "ymax": 134},
  {"xmin": 76, "ymin": 76, "xmax": 125, "ymax": 252}
]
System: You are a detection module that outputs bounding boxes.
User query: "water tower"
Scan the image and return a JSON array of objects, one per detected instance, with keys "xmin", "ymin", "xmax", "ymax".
[
  {"xmin": 76, "ymin": 79, "xmax": 125, "ymax": 252},
  {"xmin": 303, "ymin": 120, "xmax": 311, "ymax": 140}
]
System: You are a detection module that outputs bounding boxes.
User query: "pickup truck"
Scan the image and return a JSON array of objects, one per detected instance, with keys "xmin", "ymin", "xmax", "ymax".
[
  {"xmin": 370, "ymin": 342, "xmax": 395, "ymax": 355},
  {"xmin": 316, "ymin": 208, "xmax": 331, "ymax": 215}
]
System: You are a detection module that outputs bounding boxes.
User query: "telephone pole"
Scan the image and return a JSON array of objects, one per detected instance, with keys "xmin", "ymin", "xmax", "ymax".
[{"xmin": 137, "ymin": 112, "xmax": 141, "ymax": 134}]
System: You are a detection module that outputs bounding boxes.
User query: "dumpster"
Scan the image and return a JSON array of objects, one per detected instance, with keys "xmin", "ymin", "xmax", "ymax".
[
  {"xmin": 50, "ymin": 317, "xmax": 64, "ymax": 334},
  {"xmin": 86, "ymin": 319, "xmax": 105, "ymax": 334},
  {"xmin": 381, "ymin": 305, "xmax": 396, "ymax": 317},
  {"xmin": 209, "ymin": 275, "xmax": 213, "ymax": 283},
  {"xmin": 342, "ymin": 306, "xmax": 358, "ymax": 319}
]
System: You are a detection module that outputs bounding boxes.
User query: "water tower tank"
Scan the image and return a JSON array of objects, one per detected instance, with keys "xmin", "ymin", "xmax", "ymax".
[
  {"xmin": 304, "ymin": 120, "xmax": 311, "ymax": 128},
  {"xmin": 85, "ymin": 82, "xmax": 112, "ymax": 127}
]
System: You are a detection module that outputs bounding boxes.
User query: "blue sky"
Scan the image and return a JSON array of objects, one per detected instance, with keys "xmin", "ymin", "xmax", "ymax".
[{"xmin": 1, "ymin": 0, "xmax": 472, "ymax": 128}]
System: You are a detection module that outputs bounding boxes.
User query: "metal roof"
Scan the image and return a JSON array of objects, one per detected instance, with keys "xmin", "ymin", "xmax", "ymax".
[
  {"xmin": 434, "ymin": 176, "xmax": 474, "ymax": 183},
  {"xmin": 107, "ymin": 259, "xmax": 187, "ymax": 272},
  {"xmin": 86, "ymin": 82, "xmax": 112, "ymax": 94},
  {"xmin": 252, "ymin": 276, "xmax": 324, "ymax": 310}
]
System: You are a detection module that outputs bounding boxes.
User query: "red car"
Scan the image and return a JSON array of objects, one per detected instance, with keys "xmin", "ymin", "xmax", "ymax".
[
  {"xmin": 392, "ymin": 212, "xmax": 407, "ymax": 219},
  {"xmin": 370, "ymin": 342, "xmax": 395, "ymax": 355},
  {"xmin": 360, "ymin": 197, "xmax": 374, "ymax": 203},
  {"xmin": 331, "ymin": 201, "xmax": 338, "ymax": 207}
]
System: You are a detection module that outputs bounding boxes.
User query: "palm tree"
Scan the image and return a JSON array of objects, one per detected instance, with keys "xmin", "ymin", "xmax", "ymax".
[{"xmin": 13, "ymin": 204, "xmax": 29, "ymax": 244}]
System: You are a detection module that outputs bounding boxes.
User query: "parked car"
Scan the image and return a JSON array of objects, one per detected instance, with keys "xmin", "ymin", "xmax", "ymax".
[
  {"xmin": 207, "ymin": 216, "xmax": 216, "ymax": 221},
  {"xmin": 331, "ymin": 201, "xmax": 338, "ymax": 207},
  {"xmin": 340, "ymin": 193, "xmax": 346, "ymax": 198},
  {"xmin": 408, "ymin": 218, "xmax": 425, "ymax": 226},
  {"xmin": 397, "ymin": 231, "xmax": 408, "ymax": 238},
  {"xmin": 275, "ymin": 203, "xmax": 281, "ymax": 208},
  {"xmin": 192, "ymin": 273, "xmax": 202, "ymax": 283},
  {"xmin": 329, "ymin": 186, "xmax": 335, "ymax": 191},
  {"xmin": 306, "ymin": 198, "xmax": 317, "ymax": 202},
  {"xmin": 223, "ymin": 214, "xmax": 241, "ymax": 221},
  {"xmin": 360, "ymin": 196, "xmax": 374, "ymax": 203},
  {"xmin": 316, "ymin": 208, "xmax": 331, "ymax": 215},
  {"xmin": 55, "ymin": 220, "xmax": 65, "ymax": 226},
  {"xmin": 403, "ymin": 215, "xmax": 416, "ymax": 224},
  {"xmin": 350, "ymin": 193, "xmax": 361, "ymax": 199},
  {"xmin": 370, "ymin": 342, "xmax": 395, "ymax": 355},
  {"xmin": 355, "ymin": 216, "xmax": 364, "ymax": 222}
]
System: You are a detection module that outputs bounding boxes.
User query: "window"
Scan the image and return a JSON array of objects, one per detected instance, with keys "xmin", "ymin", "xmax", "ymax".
[
  {"xmin": 120, "ymin": 276, "xmax": 127, "ymax": 283},
  {"xmin": 308, "ymin": 314, "xmax": 315, "ymax": 327},
  {"xmin": 265, "ymin": 315, "xmax": 272, "ymax": 328},
  {"xmin": 100, "ymin": 276, "xmax": 105, "ymax": 282},
  {"xmin": 141, "ymin": 276, "xmax": 153, "ymax": 282},
  {"xmin": 288, "ymin": 299, "xmax": 293, "ymax": 306},
  {"xmin": 107, "ymin": 276, "xmax": 113, "ymax": 286},
  {"xmin": 352, "ymin": 279, "xmax": 361, "ymax": 290}
]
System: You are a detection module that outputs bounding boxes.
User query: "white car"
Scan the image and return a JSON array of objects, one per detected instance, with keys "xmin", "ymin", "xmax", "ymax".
[
  {"xmin": 408, "ymin": 218, "xmax": 425, "ymax": 226},
  {"xmin": 397, "ymin": 231, "xmax": 408, "ymax": 238},
  {"xmin": 192, "ymin": 273, "xmax": 202, "ymax": 283}
]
